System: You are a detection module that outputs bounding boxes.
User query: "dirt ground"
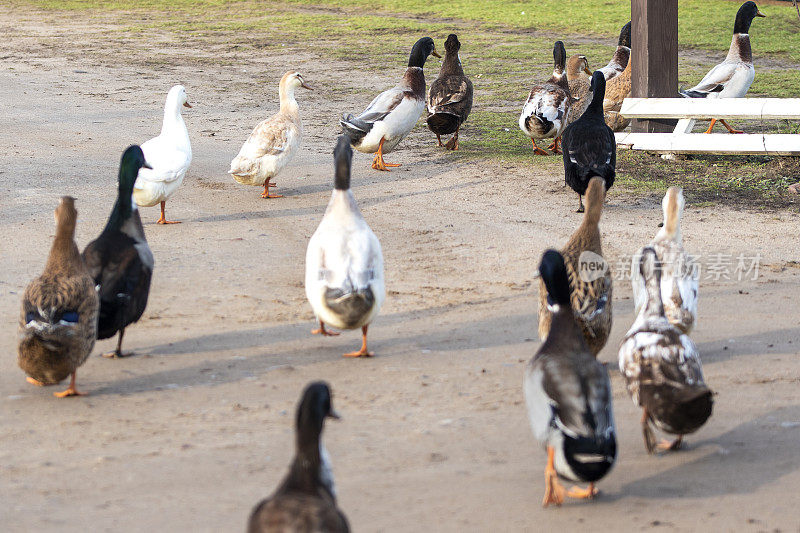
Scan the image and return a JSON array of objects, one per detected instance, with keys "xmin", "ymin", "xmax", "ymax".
[{"xmin": 2, "ymin": 6, "xmax": 800, "ymax": 533}]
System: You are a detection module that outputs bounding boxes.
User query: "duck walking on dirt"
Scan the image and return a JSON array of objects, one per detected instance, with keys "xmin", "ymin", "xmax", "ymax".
[
  {"xmin": 619, "ymin": 247, "xmax": 713, "ymax": 454},
  {"xmin": 133, "ymin": 85, "xmax": 192, "ymax": 224},
  {"xmin": 230, "ymin": 71, "xmax": 312, "ymax": 198},
  {"xmin": 525, "ymin": 250, "xmax": 617, "ymax": 507},
  {"xmin": 561, "ymin": 71, "xmax": 615, "ymax": 213},
  {"xmin": 248, "ymin": 382, "xmax": 349, "ymax": 533},
  {"xmin": 305, "ymin": 136, "xmax": 385, "ymax": 357},
  {"xmin": 18, "ymin": 197, "xmax": 99, "ymax": 397},
  {"xmin": 83, "ymin": 146, "xmax": 154, "ymax": 358}
]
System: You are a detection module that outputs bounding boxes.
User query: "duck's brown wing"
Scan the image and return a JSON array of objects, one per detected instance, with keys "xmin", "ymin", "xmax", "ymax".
[{"xmin": 248, "ymin": 493, "xmax": 349, "ymax": 533}]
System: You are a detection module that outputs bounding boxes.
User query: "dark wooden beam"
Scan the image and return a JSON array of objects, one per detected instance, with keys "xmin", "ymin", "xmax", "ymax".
[{"xmin": 631, "ymin": 0, "xmax": 679, "ymax": 133}]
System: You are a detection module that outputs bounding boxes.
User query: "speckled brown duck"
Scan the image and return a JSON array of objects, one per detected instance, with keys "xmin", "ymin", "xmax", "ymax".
[
  {"xmin": 426, "ymin": 33, "xmax": 473, "ymax": 150},
  {"xmin": 18, "ymin": 196, "xmax": 99, "ymax": 397},
  {"xmin": 538, "ymin": 177, "xmax": 612, "ymax": 357}
]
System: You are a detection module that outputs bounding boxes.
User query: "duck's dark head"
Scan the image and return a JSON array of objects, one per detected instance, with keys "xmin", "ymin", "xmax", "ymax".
[
  {"xmin": 444, "ymin": 34, "xmax": 460, "ymax": 55},
  {"xmin": 618, "ymin": 21, "xmax": 632, "ymax": 48},
  {"xmin": 553, "ymin": 41, "xmax": 567, "ymax": 72},
  {"xmin": 118, "ymin": 145, "xmax": 151, "ymax": 196},
  {"xmin": 408, "ymin": 37, "xmax": 441, "ymax": 68},
  {"xmin": 333, "ymin": 135, "xmax": 352, "ymax": 191},
  {"xmin": 539, "ymin": 249, "xmax": 571, "ymax": 308},
  {"xmin": 734, "ymin": 1, "xmax": 765, "ymax": 34},
  {"xmin": 589, "ymin": 70, "xmax": 607, "ymax": 109},
  {"xmin": 296, "ymin": 381, "xmax": 340, "ymax": 447}
]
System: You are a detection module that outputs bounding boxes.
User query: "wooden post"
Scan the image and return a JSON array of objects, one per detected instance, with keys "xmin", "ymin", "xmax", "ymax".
[{"xmin": 631, "ymin": 0, "xmax": 679, "ymax": 133}]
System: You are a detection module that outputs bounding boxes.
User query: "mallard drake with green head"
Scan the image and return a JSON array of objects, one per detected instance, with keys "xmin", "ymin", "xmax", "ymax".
[
  {"xmin": 526, "ymin": 250, "xmax": 616, "ymax": 507},
  {"xmin": 340, "ymin": 37, "xmax": 440, "ymax": 171}
]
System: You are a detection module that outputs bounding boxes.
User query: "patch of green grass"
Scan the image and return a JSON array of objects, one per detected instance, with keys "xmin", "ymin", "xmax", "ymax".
[
  {"xmin": 617, "ymin": 151, "xmax": 800, "ymax": 208},
  {"xmin": 16, "ymin": 0, "xmax": 800, "ymax": 62}
]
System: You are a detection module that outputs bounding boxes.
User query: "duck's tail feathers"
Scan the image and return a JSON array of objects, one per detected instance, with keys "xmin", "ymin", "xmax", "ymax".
[
  {"xmin": 426, "ymin": 112, "xmax": 460, "ymax": 135},
  {"xmin": 679, "ymin": 89, "xmax": 707, "ymax": 99},
  {"xmin": 340, "ymin": 114, "xmax": 370, "ymax": 144},
  {"xmin": 562, "ymin": 433, "xmax": 617, "ymax": 483},
  {"xmin": 324, "ymin": 286, "xmax": 375, "ymax": 329}
]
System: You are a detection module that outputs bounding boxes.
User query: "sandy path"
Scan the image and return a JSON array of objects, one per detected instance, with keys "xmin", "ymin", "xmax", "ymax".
[{"xmin": 2, "ymin": 8, "xmax": 800, "ymax": 532}]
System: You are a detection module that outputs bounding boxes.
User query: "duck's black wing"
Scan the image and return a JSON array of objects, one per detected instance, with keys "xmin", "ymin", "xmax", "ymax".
[
  {"xmin": 82, "ymin": 232, "xmax": 152, "ymax": 340},
  {"xmin": 561, "ymin": 119, "xmax": 616, "ymax": 195}
]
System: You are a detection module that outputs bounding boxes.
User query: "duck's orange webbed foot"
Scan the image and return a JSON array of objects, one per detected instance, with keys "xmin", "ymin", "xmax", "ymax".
[
  {"xmin": 656, "ymin": 436, "xmax": 683, "ymax": 452},
  {"xmin": 343, "ymin": 325, "xmax": 373, "ymax": 357},
  {"xmin": 26, "ymin": 376, "xmax": 45, "ymax": 386},
  {"xmin": 312, "ymin": 322, "xmax": 340, "ymax": 337},
  {"xmin": 547, "ymin": 137, "xmax": 562, "ymax": 154},
  {"xmin": 54, "ymin": 387, "xmax": 87, "ymax": 398},
  {"xmin": 261, "ymin": 181, "xmax": 283, "ymax": 198},
  {"xmin": 531, "ymin": 139, "xmax": 550, "ymax": 156},
  {"xmin": 542, "ymin": 446, "xmax": 565, "ymax": 507},
  {"xmin": 721, "ymin": 119, "xmax": 744, "ymax": 134},
  {"xmin": 53, "ymin": 373, "xmax": 86, "ymax": 398},
  {"xmin": 567, "ymin": 483, "xmax": 598, "ymax": 499},
  {"xmin": 157, "ymin": 201, "xmax": 181, "ymax": 224}
]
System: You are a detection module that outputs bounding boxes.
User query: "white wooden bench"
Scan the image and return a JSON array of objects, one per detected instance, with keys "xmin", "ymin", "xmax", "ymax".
[{"xmin": 614, "ymin": 98, "xmax": 800, "ymax": 155}]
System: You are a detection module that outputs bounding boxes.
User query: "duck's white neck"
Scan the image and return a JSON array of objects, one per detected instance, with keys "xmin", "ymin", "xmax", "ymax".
[
  {"xmin": 326, "ymin": 189, "xmax": 363, "ymax": 220},
  {"xmin": 160, "ymin": 96, "xmax": 190, "ymax": 146},
  {"xmin": 279, "ymin": 84, "xmax": 300, "ymax": 118}
]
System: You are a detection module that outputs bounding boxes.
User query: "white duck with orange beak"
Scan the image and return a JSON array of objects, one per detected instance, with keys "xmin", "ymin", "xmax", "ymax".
[{"xmin": 133, "ymin": 84, "xmax": 192, "ymax": 224}]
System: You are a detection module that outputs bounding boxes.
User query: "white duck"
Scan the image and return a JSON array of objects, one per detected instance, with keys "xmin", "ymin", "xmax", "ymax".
[
  {"xmin": 679, "ymin": 1, "xmax": 765, "ymax": 133},
  {"xmin": 133, "ymin": 85, "xmax": 192, "ymax": 224},
  {"xmin": 229, "ymin": 71, "xmax": 312, "ymax": 198},
  {"xmin": 305, "ymin": 136, "xmax": 385, "ymax": 357},
  {"xmin": 631, "ymin": 187, "xmax": 698, "ymax": 334},
  {"xmin": 340, "ymin": 37, "xmax": 440, "ymax": 171},
  {"xmin": 619, "ymin": 247, "xmax": 713, "ymax": 454}
]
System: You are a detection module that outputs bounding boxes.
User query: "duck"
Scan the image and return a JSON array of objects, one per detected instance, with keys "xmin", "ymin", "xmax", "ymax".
[
  {"xmin": 230, "ymin": 71, "xmax": 312, "ymax": 198},
  {"xmin": 619, "ymin": 247, "xmax": 713, "ymax": 454},
  {"xmin": 602, "ymin": 59, "xmax": 631, "ymax": 132},
  {"xmin": 519, "ymin": 41, "xmax": 572, "ymax": 155},
  {"xmin": 340, "ymin": 37, "xmax": 440, "ymax": 171},
  {"xmin": 82, "ymin": 146, "xmax": 154, "ymax": 358},
  {"xmin": 133, "ymin": 85, "xmax": 192, "ymax": 224},
  {"xmin": 561, "ymin": 71, "xmax": 616, "ymax": 213},
  {"xmin": 564, "ymin": 55, "xmax": 593, "ymax": 126},
  {"xmin": 248, "ymin": 382, "xmax": 349, "ymax": 533},
  {"xmin": 17, "ymin": 197, "xmax": 99, "ymax": 397},
  {"xmin": 525, "ymin": 249, "xmax": 617, "ymax": 507},
  {"xmin": 426, "ymin": 34, "xmax": 473, "ymax": 151},
  {"xmin": 631, "ymin": 187, "xmax": 698, "ymax": 334},
  {"xmin": 538, "ymin": 177, "xmax": 612, "ymax": 357},
  {"xmin": 305, "ymin": 136, "xmax": 385, "ymax": 357},
  {"xmin": 679, "ymin": 1, "xmax": 765, "ymax": 133},
  {"xmin": 599, "ymin": 22, "xmax": 631, "ymax": 81}
]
